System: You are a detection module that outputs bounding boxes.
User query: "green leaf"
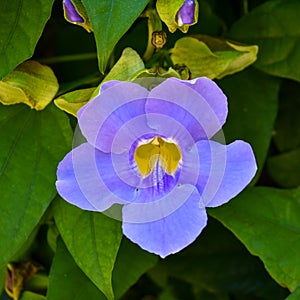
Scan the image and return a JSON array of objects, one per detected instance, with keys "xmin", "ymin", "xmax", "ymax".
[
  {"xmin": 273, "ymin": 80, "xmax": 300, "ymax": 152},
  {"xmin": 218, "ymin": 68, "xmax": 280, "ymax": 180},
  {"xmin": 0, "ymin": 0, "xmax": 54, "ymax": 80},
  {"xmin": 286, "ymin": 286, "xmax": 300, "ymax": 300},
  {"xmin": 0, "ymin": 103, "xmax": 72, "ymax": 278},
  {"xmin": 267, "ymin": 147, "xmax": 300, "ymax": 188},
  {"xmin": 229, "ymin": 0, "xmax": 300, "ymax": 81},
  {"xmin": 210, "ymin": 187, "xmax": 300, "ymax": 291},
  {"xmin": 0, "ymin": 61, "xmax": 59, "ymax": 110},
  {"xmin": 113, "ymin": 237, "xmax": 158, "ymax": 299},
  {"xmin": 48, "ymin": 237, "xmax": 106, "ymax": 300},
  {"xmin": 150, "ymin": 218, "xmax": 288, "ymax": 299},
  {"xmin": 54, "ymin": 88, "xmax": 95, "ymax": 117},
  {"xmin": 53, "ymin": 199, "xmax": 122, "ymax": 300},
  {"xmin": 156, "ymin": 0, "xmax": 199, "ymax": 33},
  {"xmin": 20, "ymin": 291, "xmax": 46, "ymax": 300},
  {"xmin": 170, "ymin": 36, "xmax": 258, "ymax": 79},
  {"xmin": 80, "ymin": 0, "xmax": 149, "ymax": 73}
]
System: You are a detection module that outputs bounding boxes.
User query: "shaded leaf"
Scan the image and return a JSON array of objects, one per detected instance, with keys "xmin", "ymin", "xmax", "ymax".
[
  {"xmin": 170, "ymin": 36, "xmax": 258, "ymax": 79},
  {"xmin": 0, "ymin": 61, "xmax": 58, "ymax": 110},
  {"xmin": 0, "ymin": 103, "xmax": 72, "ymax": 280},
  {"xmin": 218, "ymin": 68, "xmax": 280, "ymax": 180},
  {"xmin": 267, "ymin": 147, "xmax": 300, "ymax": 188},
  {"xmin": 273, "ymin": 79, "xmax": 300, "ymax": 152},
  {"xmin": 80, "ymin": 0, "xmax": 149, "ymax": 73},
  {"xmin": 210, "ymin": 187, "xmax": 300, "ymax": 291},
  {"xmin": 150, "ymin": 218, "xmax": 288, "ymax": 299},
  {"xmin": 229, "ymin": 0, "xmax": 300, "ymax": 81},
  {"xmin": 53, "ymin": 199, "xmax": 122, "ymax": 300},
  {"xmin": 0, "ymin": 0, "xmax": 54, "ymax": 80},
  {"xmin": 20, "ymin": 291, "xmax": 46, "ymax": 300},
  {"xmin": 48, "ymin": 237, "xmax": 106, "ymax": 300}
]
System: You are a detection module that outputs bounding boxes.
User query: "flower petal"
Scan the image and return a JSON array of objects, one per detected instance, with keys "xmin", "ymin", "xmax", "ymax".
[
  {"xmin": 194, "ymin": 140, "xmax": 257, "ymax": 207},
  {"xmin": 146, "ymin": 77, "xmax": 227, "ymax": 141},
  {"xmin": 77, "ymin": 81, "xmax": 149, "ymax": 153},
  {"xmin": 56, "ymin": 143, "xmax": 135, "ymax": 212},
  {"xmin": 122, "ymin": 186, "xmax": 207, "ymax": 258}
]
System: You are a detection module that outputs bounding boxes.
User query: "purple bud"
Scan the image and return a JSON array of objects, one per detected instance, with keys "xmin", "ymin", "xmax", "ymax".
[
  {"xmin": 63, "ymin": 0, "xmax": 84, "ymax": 23},
  {"xmin": 177, "ymin": 0, "xmax": 196, "ymax": 26}
]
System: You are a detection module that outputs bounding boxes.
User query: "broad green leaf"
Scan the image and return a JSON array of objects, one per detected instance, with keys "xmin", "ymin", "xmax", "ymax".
[
  {"xmin": 0, "ymin": 61, "xmax": 58, "ymax": 110},
  {"xmin": 229, "ymin": 0, "xmax": 300, "ymax": 81},
  {"xmin": 267, "ymin": 148, "xmax": 300, "ymax": 188},
  {"xmin": 170, "ymin": 36, "xmax": 258, "ymax": 79},
  {"xmin": 273, "ymin": 80, "xmax": 300, "ymax": 152},
  {"xmin": 48, "ymin": 238, "xmax": 106, "ymax": 300},
  {"xmin": 218, "ymin": 68, "xmax": 280, "ymax": 179},
  {"xmin": 54, "ymin": 88, "xmax": 95, "ymax": 117},
  {"xmin": 286, "ymin": 286, "xmax": 300, "ymax": 300},
  {"xmin": 0, "ymin": 0, "xmax": 54, "ymax": 80},
  {"xmin": 0, "ymin": 103, "xmax": 72, "ymax": 280},
  {"xmin": 80, "ymin": 0, "xmax": 149, "ymax": 73},
  {"xmin": 53, "ymin": 199, "xmax": 122, "ymax": 300},
  {"xmin": 210, "ymin": 187, "xmax": 300, "ymax": 291},
  {"xmin": 113, "ymin": 237, "xmax": 158, "ymax": 299},
  {"xmin": 150, "ymin": 218, "xmax": 288, "ymax": 299},
  {"xmin": 156, "ymin": 0, "xmax": 199, "ymax": 33}
]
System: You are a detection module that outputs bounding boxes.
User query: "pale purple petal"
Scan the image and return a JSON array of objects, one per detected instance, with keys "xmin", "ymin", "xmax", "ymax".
[
  {"xmin": 122, "ymin": 187, "xmax": 207, "ymax": 258},
  {"xmin": 146, "ymin": 77, "xmax": 227, "ymax": 141},
  {"xmin": 63, "ymin": 0, "xmax": 84, "ymax": 23},
  {"xmin": 77, "ymin": 81, "xmax": 150, "ymax": 153},
  {"xmin": 56, "ymin": 143, "xmax": 134, "ymax": 211},
  {"xmin": 194, "ymin": 140, "xmax": 257, "ymax": 207}
]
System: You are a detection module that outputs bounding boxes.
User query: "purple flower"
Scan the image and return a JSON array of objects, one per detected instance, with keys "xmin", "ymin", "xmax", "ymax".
[
  {"xmin": 56, "ymin": 77, "xmax": 257, "ymax": 258},
  {"xmin": 177, "ymin": 0, "xmax": 196, "ymax": 26},
  {"xmin": 63, "ymin": 0, "xmax": 84, "ymax": 23}
]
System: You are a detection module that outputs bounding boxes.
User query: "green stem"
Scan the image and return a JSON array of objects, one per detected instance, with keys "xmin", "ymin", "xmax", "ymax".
[
  {"xmin": 142, "ymin": 9, "xmax": 163, "ymax": 62},
  {"xmin": 37, "ymin": 52, "xmax": 97, "ymax": 64},
  {"xmin": 243, "ymin": 0, "xmax": 249, "ymax": 14}
]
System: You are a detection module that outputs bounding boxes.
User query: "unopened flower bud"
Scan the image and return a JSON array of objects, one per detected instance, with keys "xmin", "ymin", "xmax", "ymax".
[
  {"xmin": 63, "ymin": 0, "xmax": 84, "ymax": 23},
  {"xmin": 151, "ymin": 31, "xmax": 167, "ymax": 49},
  {"xmin": 177, "ymin": 0, "xmax": 196, "ymax": 26}
]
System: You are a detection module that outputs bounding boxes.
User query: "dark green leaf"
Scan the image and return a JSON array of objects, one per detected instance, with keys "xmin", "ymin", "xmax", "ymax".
[
  {"xmin": 53, "ymin": 199, "xmax": 122, "ymax": 300},
  {"xmin": 150, "ymin": 218, "xmax": 288, "ymax": 299},
  {"xmin": 0, "ymin": 103, "xmax": 72, "ymax": 276},
  {"xmin": 273, "ymin": 80, "xmax": 300, "ymax": 152},
  {"xmin": 80, "ymin": 0, "xmax": 149, "ymax": 73},
  {"xmin": 210, "ymin": 187, "xmax": 300, "ymax": 291},
  {"xmin": 0, "ymin": 0, "xmax": 54, "ymax": 80},
  {"xmin": 48, "ymin": 237, "xmax": 106, "ymax": 300},
  {"xmin": 229, "ymin": 0, "xmax": 300, "ymax": 81},
  {"xmin": 267, "ymin": 148, "xmax": 300, "ymax": 188}
]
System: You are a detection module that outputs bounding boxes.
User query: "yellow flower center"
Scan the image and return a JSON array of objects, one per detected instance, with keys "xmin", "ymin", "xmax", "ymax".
[{"xmin": 134, "ymin": 136, "xmax": 182, "ymax": 177}]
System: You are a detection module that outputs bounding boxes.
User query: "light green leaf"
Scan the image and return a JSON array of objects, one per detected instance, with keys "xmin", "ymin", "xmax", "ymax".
[
  {"xmin": 48, "ymin": 237, "xmax": 106, "ymax": 300},
  {"xmin": 218, "ymin": 68, "xmax": 280, "ymax": 180},
  {"xmin": 20, "ymin": 291, "xmax": 46, "ymax": 300},
  {"xmin": 0, "ymin": 103, "xmax": 72, "ymax": 286},
  {"xmin": 0, "ymin": 61, "xmax": 58, "ymax": 110},
  {"xmin": 210, "ymin": 187, "xmax": 300, "ymax": 291},
  {"xmin": 80, "ymin": 0, "xmax": 149, "ymax": 73},
  {"xmin": 54, "ymin": 88, "xmax": 95, "ymax": 117},
  {"xmin": 156, "ymin": 0, "xmax": 198, "ymax": 33},
  {"xmin": 286, "ymin": 286, "xmax": 300, "ymax": 300},
  {"xmin": 53, "ymin": 199, "xmax": 122, "ymax": 300},
  {"xmin": 0, "ymin": 0, "xmax": 54, "ymax": 80},
  {"xmin": 229, "ymin": 0, "xmax": 300, "ymax": 81},
  {"xmin": 267, "ymin": 148, "xmax": 300, "ymax": 188},
  {"xmin": 170, "ymin": 36, "xmax": 258, "ymax": 79}
]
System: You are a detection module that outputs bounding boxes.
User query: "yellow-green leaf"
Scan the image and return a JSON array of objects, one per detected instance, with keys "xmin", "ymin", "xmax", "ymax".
[
  {"xmin": 0, "ymin": 61, "xmax": 58, "ymax": 110},
  {"xmin": 54, "ymin": 88, "xmax": 95, "ymax": 117},
  {"xmin": 170, "ymin": 36, "xmax": 258, "ymax": 79}
]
